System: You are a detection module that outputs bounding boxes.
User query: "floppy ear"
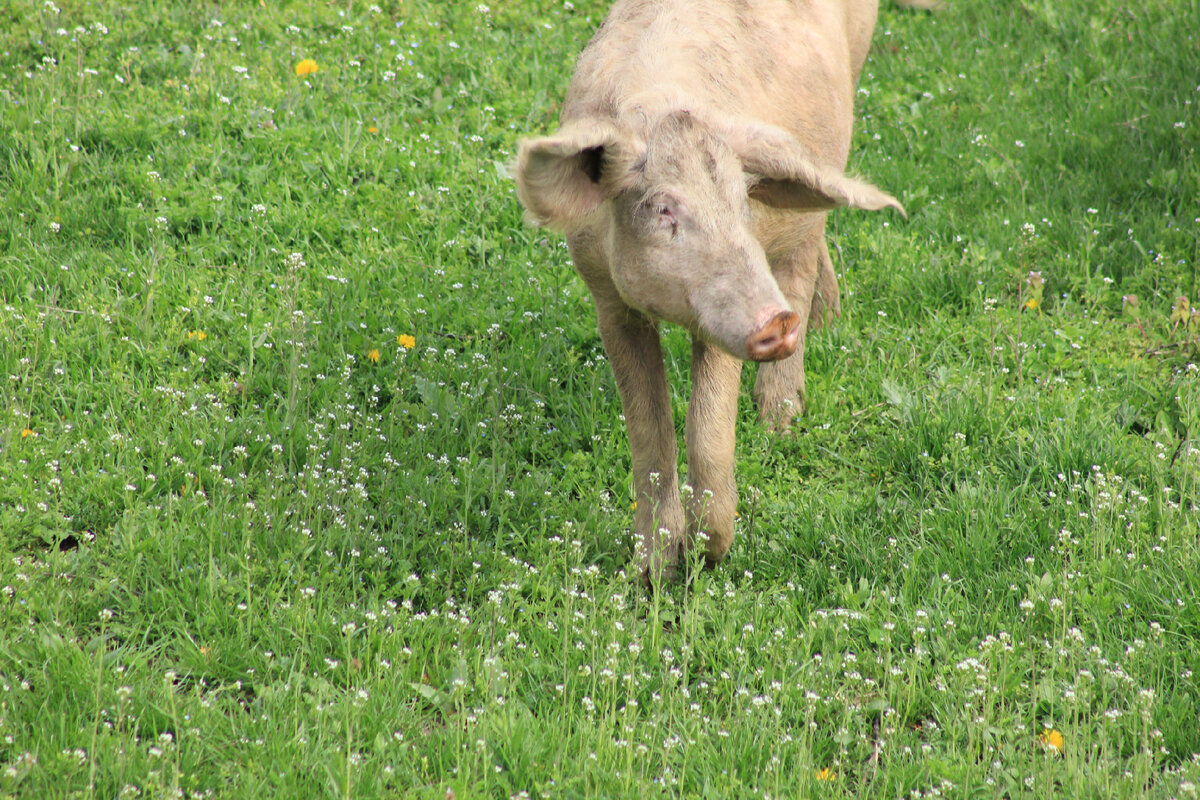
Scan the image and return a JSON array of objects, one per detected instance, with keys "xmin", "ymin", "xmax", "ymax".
[
  {"xmin": 724, "ymin": 121, "xmax": 905, "ymax": 216},
  {"xmin": 513, "ymin": 119, "xmax": 639, "ymax": 230}
]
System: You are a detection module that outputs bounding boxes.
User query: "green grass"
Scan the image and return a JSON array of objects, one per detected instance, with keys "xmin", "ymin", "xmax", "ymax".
[{"xmin": 2, "ymin": 0, "xmax": 1199, "ymax": 797}]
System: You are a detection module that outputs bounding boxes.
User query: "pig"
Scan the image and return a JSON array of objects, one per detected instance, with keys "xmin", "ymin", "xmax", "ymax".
[{"xmin": 514, "ymin": 0, "xmax": 903, "ymax": 584}]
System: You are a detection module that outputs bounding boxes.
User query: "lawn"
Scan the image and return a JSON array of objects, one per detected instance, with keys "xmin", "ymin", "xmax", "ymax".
[{"xmin": 1, "ymin": 0, "xmax": 1199, "ymax": 797}]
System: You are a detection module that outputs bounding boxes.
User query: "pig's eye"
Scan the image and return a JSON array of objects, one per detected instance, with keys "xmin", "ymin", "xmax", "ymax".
[{"xmin": 654, "ymin": 203, "xmax": 678, "ymax": 235}]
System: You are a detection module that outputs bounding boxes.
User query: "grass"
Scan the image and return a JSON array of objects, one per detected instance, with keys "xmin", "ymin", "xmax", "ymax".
[{"xmin": 1, "ymin": 0, "xmax": 1199, "ymax": 797}]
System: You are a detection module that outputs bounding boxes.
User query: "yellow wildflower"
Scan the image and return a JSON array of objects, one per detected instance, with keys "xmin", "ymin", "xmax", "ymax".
[
  {"xmin": 397, "ymin": 334, "xmax": 416, "ymax": 349},
  {"xmin": 815, "ymin": 767, "xmax": 837, "ymax": 781},
  {"xmin": 294, "ymin": 58, "xmax": 319, "ymax": 77},
  {"xmin": 1023, "ymin": 270, "xmax": 1045, "ymax": 312},
  {"xmin": 367, "ymin": 126, "xmax": 379, "ymax": 134},
  {"xmin": 1039, "ymin": 727, "xmax": 1064, "ymax": 754},
  {"xmin": 368, "ymin": 348, "xmax": 380, "ymax": 363},
  {"xmin": 187, "ymin": 330, "xmax": 208, "ymax": 341},
  {"xmin": 21, "ymin": 428, "xmax": 33, "ymax": 438}
]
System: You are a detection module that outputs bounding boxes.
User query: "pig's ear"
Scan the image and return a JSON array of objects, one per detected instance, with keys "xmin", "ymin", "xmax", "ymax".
[
  {"xmin": 514, "ymin": 120, "xmax": 639, "ymax": 230},
  {"xmin": 727, "ymin": 123, "xmax": 905, "ymax": 216}
]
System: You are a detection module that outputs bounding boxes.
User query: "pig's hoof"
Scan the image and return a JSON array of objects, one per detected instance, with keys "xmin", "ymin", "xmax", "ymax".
[
  {"xmin": 702, "ymin": 544, "xmax": 732, "ymax": 570},
  {"xmin": 637, "ymin": 546, "xmax": 683, "ymax": 590},
  {"xmin": 759, "ymin": 394, "xmax": 804, "ymax": 432},
  {"xmin": 638, "ymin": 560, "xmax": 679, "ymax": 591}
]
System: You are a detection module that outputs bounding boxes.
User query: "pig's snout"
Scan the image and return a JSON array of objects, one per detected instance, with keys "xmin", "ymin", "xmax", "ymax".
[{"xmin": 745, "ymin": 310, "xmax": 801, "ymax": 362}]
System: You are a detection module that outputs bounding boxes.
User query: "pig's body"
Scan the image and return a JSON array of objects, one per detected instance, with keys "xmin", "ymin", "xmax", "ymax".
[{"xmin": 515, "ymin": 0, "xmax": 901, "ymax": 582}]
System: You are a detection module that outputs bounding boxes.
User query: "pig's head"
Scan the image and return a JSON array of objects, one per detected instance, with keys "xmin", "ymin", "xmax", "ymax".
[{"xmin": 514, "ymin": 110, "xmax": 902, "ymax": 361}]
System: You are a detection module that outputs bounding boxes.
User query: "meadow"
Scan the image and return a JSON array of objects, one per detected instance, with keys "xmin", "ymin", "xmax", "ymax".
[{"xmin": 1, "ymin": 0, "xmax": 1199, "ymax": 797}]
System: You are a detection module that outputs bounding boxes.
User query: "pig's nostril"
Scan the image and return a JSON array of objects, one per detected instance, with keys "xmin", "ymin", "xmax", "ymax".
[{"xmin": 746, "ymin": 310, "xmax": 801, "ymax": 361}]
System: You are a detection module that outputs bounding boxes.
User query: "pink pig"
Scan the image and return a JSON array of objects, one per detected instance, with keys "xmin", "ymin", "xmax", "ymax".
[{"xmin": 515, "ymin": 0, "xmax": 903, "ymax": 584}]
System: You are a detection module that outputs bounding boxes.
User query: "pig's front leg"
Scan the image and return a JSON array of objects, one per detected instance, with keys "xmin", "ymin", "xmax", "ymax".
[
  {"xmin": 685, "ymin": 339, "xmax": 742, "ymax": 566},
  {"xmin": 593, "ymin": 298, "xmax": 686, "ymax": 584}
]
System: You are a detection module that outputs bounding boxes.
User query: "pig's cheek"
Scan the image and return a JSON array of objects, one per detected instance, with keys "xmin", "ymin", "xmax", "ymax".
[{"xmin": 645, "ymin": 272, "xmax": 695, "ymax": 324}]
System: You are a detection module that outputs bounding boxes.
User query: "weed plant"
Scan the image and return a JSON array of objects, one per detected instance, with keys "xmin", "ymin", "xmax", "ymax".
[{"xmin": 1, "ymin": 0, "xmax": 1199, "ymax": 797}]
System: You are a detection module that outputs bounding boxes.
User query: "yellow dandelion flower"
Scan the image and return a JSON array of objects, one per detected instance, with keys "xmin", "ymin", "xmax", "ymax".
[
  {"xmin": 367, "ymin": 126, "xmax": 379, "ymax": 134},
  {"xmin": 21, "ymin": 428, "xmax": 33, "ymax": 438},
  {"xmin": 815, "ymin": 767, "xmax": 837, "ymax": 781},
  {"xmin": 1023, "ymin": 296, "xmax": 1040, "ymax": 311},
  {"xmin": 295, "ymin": 58, "xmax": 319, "ymax": 77},
  {"xmin": 397, "ymin": 334, "xmax": 416, "ymax": 349},
  {"xmin": 1039, "ymin": 727, "xmax": 1064, "ymax": 754},
  {"xmin": 368, "ymin": 348, "xmax": 380, "ymax": 363}
]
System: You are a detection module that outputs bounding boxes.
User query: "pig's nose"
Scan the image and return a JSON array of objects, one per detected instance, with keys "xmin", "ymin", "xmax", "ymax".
[{"xmin": 745, "ymin": 310, "xmax": 801, "ymax": 361}]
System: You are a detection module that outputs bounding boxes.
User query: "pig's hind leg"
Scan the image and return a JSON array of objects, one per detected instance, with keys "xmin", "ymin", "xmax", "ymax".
[{"xmin": 753, "ymin": 236, "xmax": 840, "ymax": 430}]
